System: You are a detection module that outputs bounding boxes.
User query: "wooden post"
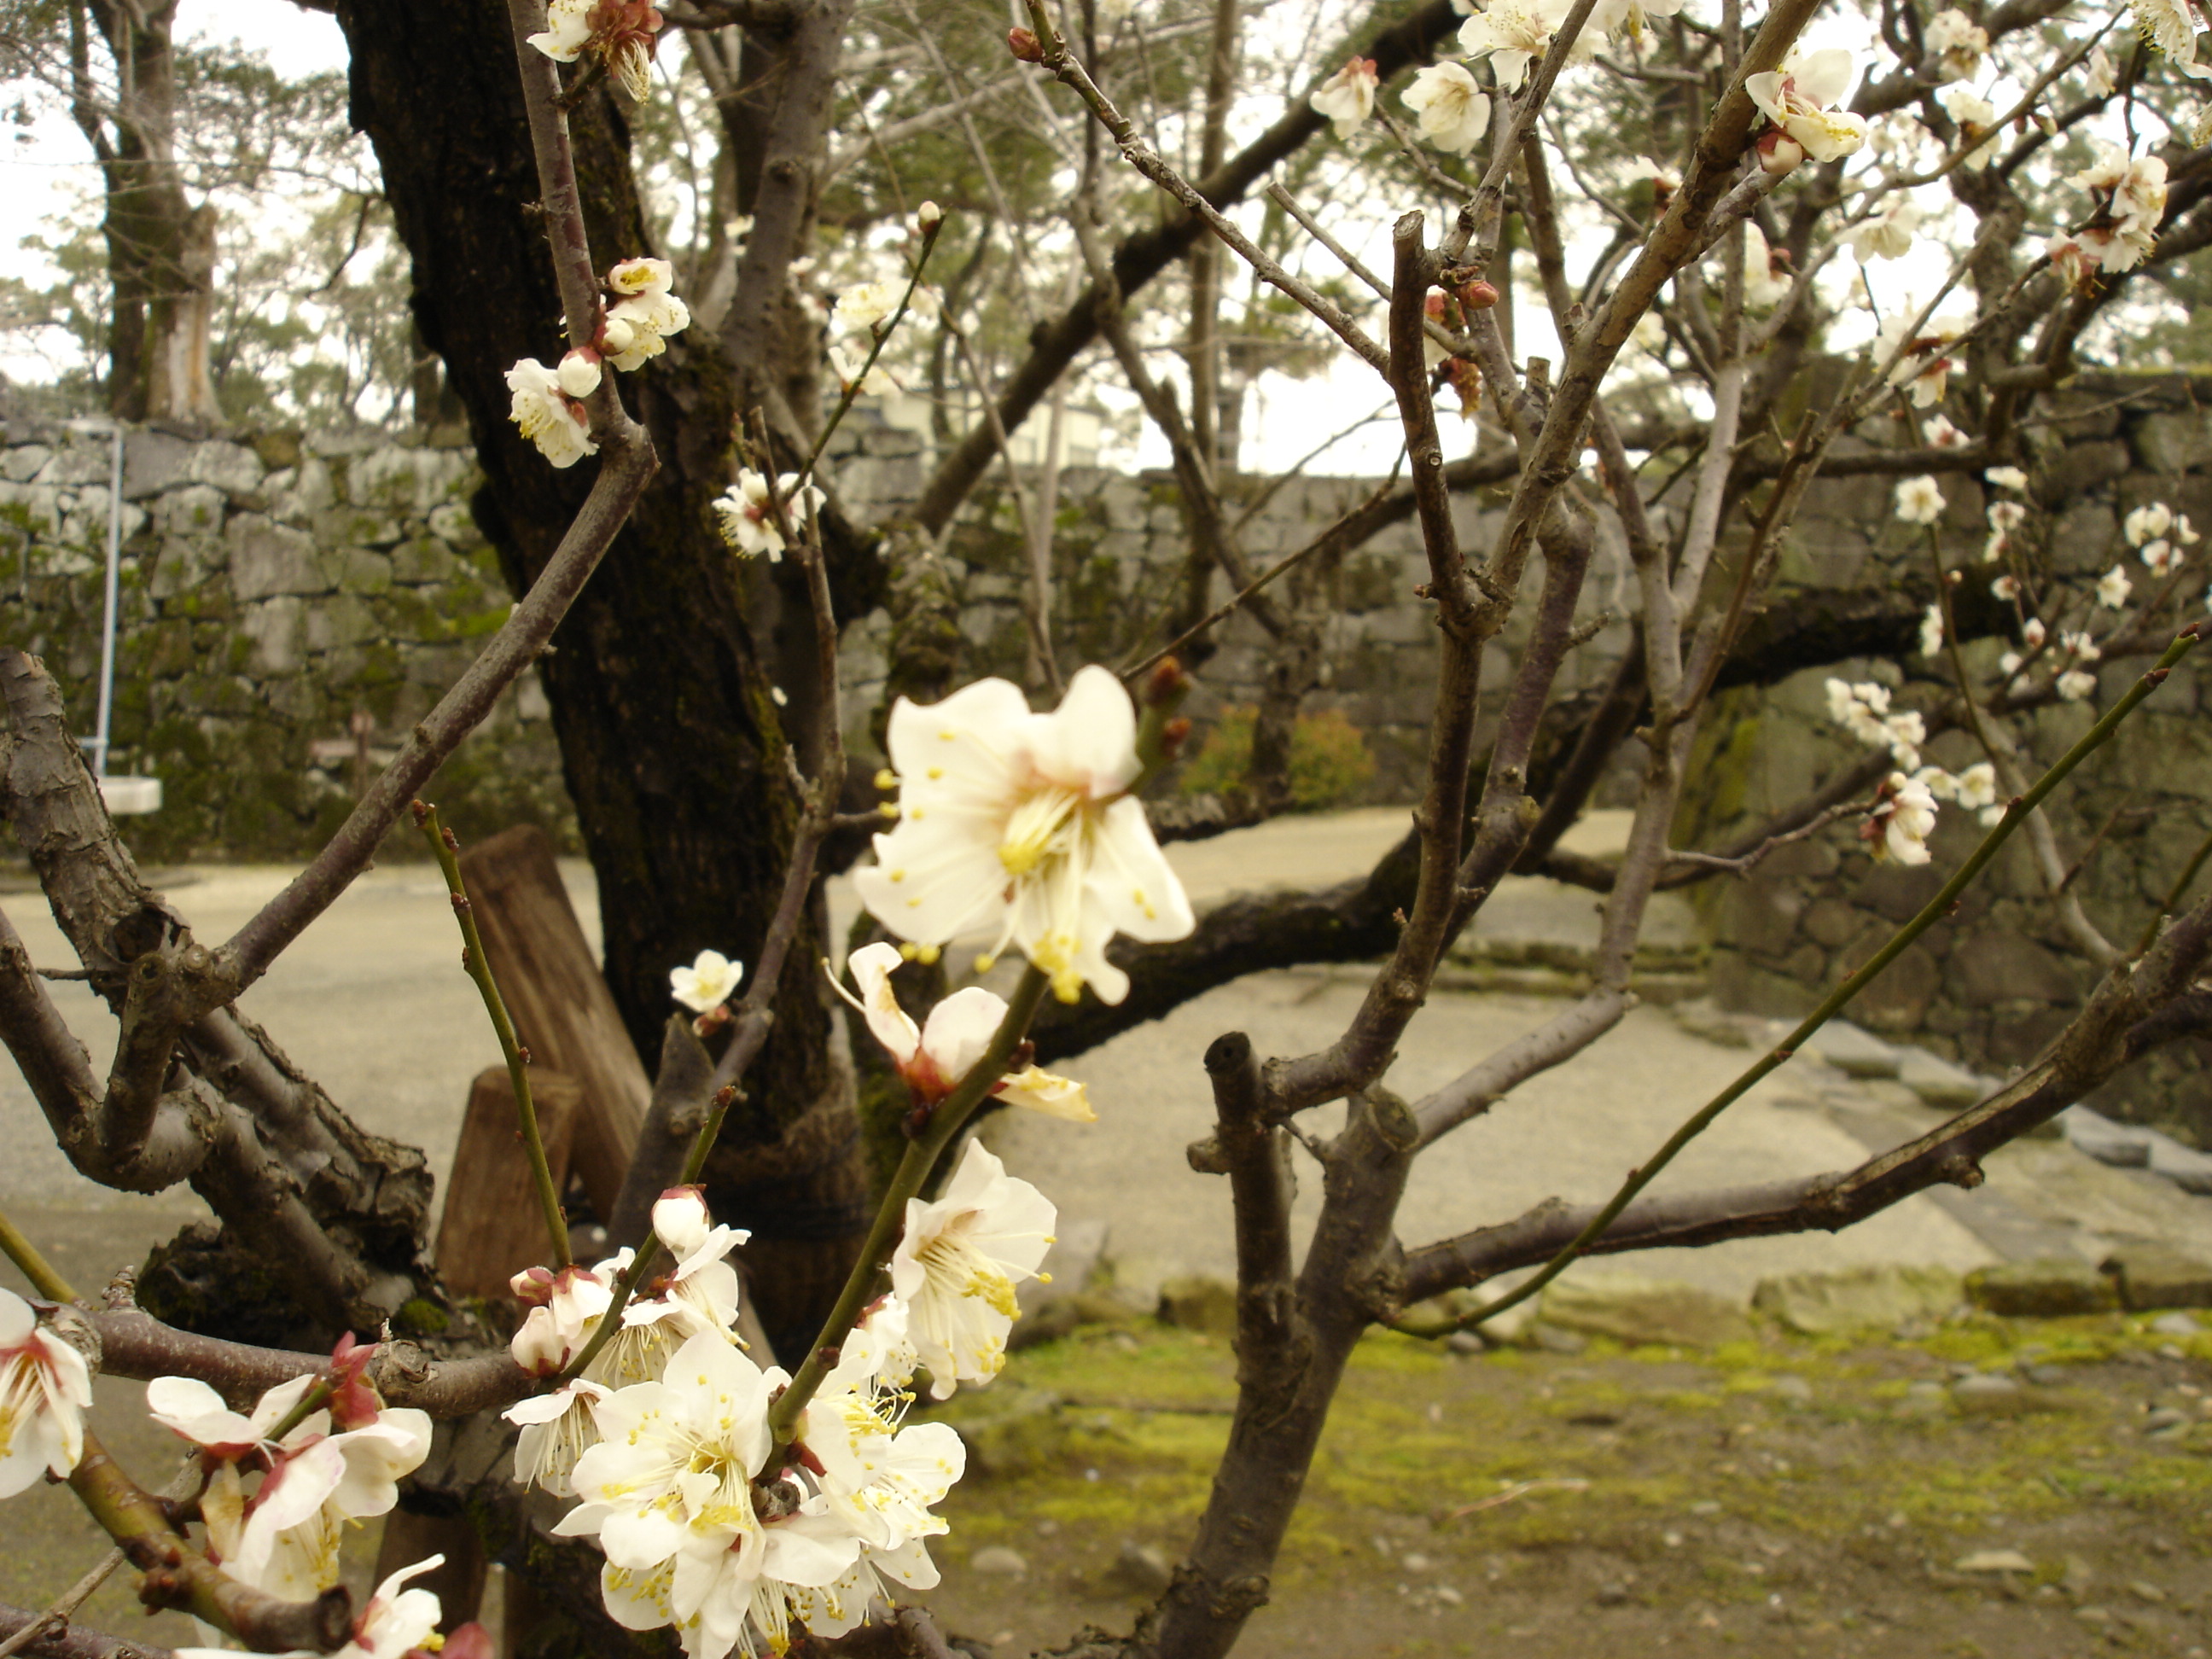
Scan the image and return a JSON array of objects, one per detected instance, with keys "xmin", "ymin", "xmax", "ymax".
[
  {"xmin": 434, "ymin": 1065, "xmax": 582, "ymax": 1299},
  {"xmin": 456, "ymin": 826, "xmax": 649, "ymax": 1220}
]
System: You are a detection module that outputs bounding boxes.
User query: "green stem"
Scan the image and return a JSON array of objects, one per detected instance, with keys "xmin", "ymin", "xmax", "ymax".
[
  {"xmin": 414, "ymin": 801, "xmax": 571, "ymax": 1271},
  {"xmin": 799, "ymin": 220, "xmax": 944, "ymax": 482},
  {"xmin": 1470, "ymin": 623, "xmax": 2203, "ymax": 1329},
  {"xmin": 0, "ymin": 1205, "xmax": 75, "ymax": 1302},
  {"xmin": 2138, "ymin": 820, "xmax": 2212, "ymax": 957},
  {"xmin": 765, "ymin": 965, "xmax": 1052, "ymax": 1450}
]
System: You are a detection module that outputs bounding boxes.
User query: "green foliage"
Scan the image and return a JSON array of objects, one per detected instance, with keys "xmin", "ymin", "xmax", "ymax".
[{"xmin": 1179, "ymin": 704, "xmax": 1377, "ymax": 811}]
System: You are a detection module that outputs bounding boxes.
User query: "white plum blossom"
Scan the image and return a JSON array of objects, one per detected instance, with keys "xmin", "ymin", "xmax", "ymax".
[
  {"xmin": 527, "ymin": 0, "xmax": 593, "ymax": 62},
  {"xmin": 610, "ymin": 257, "xmax": 676, "ymax": 298},
  {"xmin": 510, "ymin": 1263, "xmax": 614, "ymax": 1377},
  {"xmin": 889, "ymin": 1140, "xmax": 1055, "ymax": 1399},
  {"xmin": 506, "ymin": 360, "xmax": 597, "ymax": 469},
  {"xmin": 2144, "ymin": 538, "xmax": 2181, "ymax": 575},
  {"xmin": 2061, "ymin": 628, "xmax": 2100, "ymax": 662},
  {"xmin": 2125, "ymin": 501, "xmax": 2175, "ymax": 546},
  {"xmin": 167, "ymin": 1371, "xmax": 432, "ymax": 1604},
  {"xmin": 1309, "ymin": 56, "xmax": 1379, "ymax": 137},
  {"xmin": 0, "ymin": 1290, "xmax": 89, "ymax": 1497},
  {"xmin": 1825, "ymin": 680, "xmax": 1924, "ymax": 767},
  {"xmin": 671, "ymin": 950, "xmax": 743, "ymax": 1014},
  {"xmin": 1865, "ymin": 771, "xmax": 1940, "ymax": 865},
  {"xmin": 338, "ymin": 1556, "xmax": 446, "ymax": 1659},
  {"xmin": 1924, "ymin": 9, "xmax": 1988, "ymax": 80},
  {"xmin": 834, "ymin": 942, "xmax": 1094, "ymax": 1121},
  {"xmin": 2132, "ymin": 0, "xmax": 2203, "ymax": 67},
  {"xmin": 2098, "ymin": 564, "xmax": 2133, "ymax": 608},
  {"xmin": 2023, "ymin": 618, "xmax": 2048, "ymax": 651},
  {"xmin": 1401, "ymin": 63, "xmax": 1492, "ymax": 154},
  {"xmin": 1895, "ymin": 475, "xmax": 1947, "ymax": 524},
  {"xmin": 1743, "ymin": 224, "xmax": 1794, "ymax": 309},
  {"xmin": 2087, "ymin": 44, "xmax": 2120, "ymax": 96},
  {"xmin": 1746, "ymin": 49, "xmax": 1868, "ymax": 170},
  {"xmin": 604, "ymin": 294, "xmax": 691, "ymax": 373},
  {"xmin": 1954, "ymin": 760, "xmax": 2002, "ymax": 825},
  {"xmin": 790, "ymin": 1301, "xmax": 963, "ymax": 1627},
  {"xmin": 1985, "ymin": 465, "xmax": 2029, "ymax": 492},
  {"xmin": 853, "ymin": 667, "xmax": 1196, "ymax": 1005},
  {"xmin": 1457, "ymin": 0, "xmax": 1578, "ymax": 91},
  {"xmin": 1825, "ymin": 678, "xmax": 1894, "ymax": 748},
  {"xmin": 506, "ymin": 1378, "xmax": 613, "ymax": 1497},
  {"xmin": 1844, "ymin": 197, "xmax": 1922, "ymax": 261},
  {"xmin": 2068, "ymin": 145, "xmax": 2168, "ymax": 271},
  {"xmin": 1873, "ymin": 311, "xmax": 1966, "ymax": 408},
  {"xmin": 1919, "ymin": 603, "xmax": 1945, "ymax": 656},
  {"xmin": 555, "ymin": 1331, "xmax": 818, "ymax": 1659},
  {"xmin": 1923, "ymin": 413, "xmax": 1968, "ymax": 450},
  {"xmin": 2058, "ymin": 667, "xmax": 2099, "ymax": 701},
  {"xmin": 1984, "ymin": 498, "xmax": 2029, "ymax": 566},
  {"xmin": 713, "ymin": 470, "xmax": 826, "ymax": 561},
  {"xmin": 558, "ymin": 350, "xmax": 603, "ymax": 399},
  {"xmin": 829, "ymin": 341, "xmax": 901, "ymax": 398},
  {"xmin": 833, "ymin": 281, "xmax": 902, "ymax": 334},
  {"xmin": 1991, "ymin": 573, "xmax": 2021, "ymax": 601},
  {"xmin": 1937, "ymin": 87, "xmax": 2000, "ymax": 169},
  {"xmin": 1591, "ymin": 0, "xmax": 1685, "ymax": 43}
]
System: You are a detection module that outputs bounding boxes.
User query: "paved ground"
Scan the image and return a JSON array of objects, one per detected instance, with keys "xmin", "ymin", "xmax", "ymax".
[
  {"xmin": 4, "ymin": 806, "xmax": 2208, "ymax": 1313},
  {"xmin": 5, "ymin": 808, "xmax": 2212, "ymax": 1646}
]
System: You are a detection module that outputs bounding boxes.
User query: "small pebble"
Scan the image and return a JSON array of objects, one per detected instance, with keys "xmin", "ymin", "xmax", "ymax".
[
  {"xmin": 2128, "ymin": 1580, "xmax": 2168, "ymax": 1604},
  {"xmin": 1447, "ymin": 1331, "xmax": 1483, "ymax": 1355},
  {"xmin": 1662, "ymin": 1530, "xmax": 1684, "ymax": 1548},
  {"xmin": 1434, "ymin": 1586, "xmax": 1464, "ymax": 1606},
  {"xmin": 2075, "ymin": 1604, "xmax": 2111, "ymax": 1625},
  {"xmin": 2142, "ymin": 1406, "xmax": 2189, "ymax": 1434},
  {"xmin": 1594, "ymin": 1583, "xmax": 1631, "ymax": 1607},
  {"xmin": 972, "ymin": 1547, "xmax": 1029, "ymax": 1577},
  {"xmin": 1690, "ymin": 1501, "xmax": 1722, "ymax": 1516},
  {"xmin": 1771, "ymin": 1374, "xmax": 1813, "ymax": 1404},
  {"xmin": 1400, "ymin": 1553, "xmax": 1432, "ymax": 1573},
  {"xmin": 2152, "ymin": 1312, "xmax": 2203, "ymax": 1337}
]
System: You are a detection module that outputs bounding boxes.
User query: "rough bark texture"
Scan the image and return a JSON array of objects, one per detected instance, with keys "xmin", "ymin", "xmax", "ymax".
[
  {"xmin": 77, "ymin": 0, "xmax": 218, "ymax": 424},
  {"xmin": 334, "ymin": 0, "xmax": 861, "ymax": 1354}
]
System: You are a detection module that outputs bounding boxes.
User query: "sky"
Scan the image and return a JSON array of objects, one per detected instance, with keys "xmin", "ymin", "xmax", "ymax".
[{"xmin": 0, "ymin": 2, "xmax": 2050, "ymax": 479}]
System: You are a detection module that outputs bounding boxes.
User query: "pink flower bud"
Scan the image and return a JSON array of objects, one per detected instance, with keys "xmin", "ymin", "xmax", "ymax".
[{"xmin": 1008, "ymin": 26, "xmax": 1044, "ymax": 61}]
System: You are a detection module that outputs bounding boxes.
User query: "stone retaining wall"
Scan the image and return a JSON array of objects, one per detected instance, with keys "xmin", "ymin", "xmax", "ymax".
[
  {"xmin": 1676, "ymin": 371, "xmax": 2212, "ymax": 1144},
  {"xmin": 9, "ymin": 372, "xmax": 2210, "ymax": 1138},
  {"xmin": 0, "ymin": 408, "xmax": 568, "ymax": 861}
]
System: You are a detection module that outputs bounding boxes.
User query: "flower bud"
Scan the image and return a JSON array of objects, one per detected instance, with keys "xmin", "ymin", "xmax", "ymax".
[
  {"xmin": 1457, "ymin": 279, "xmax": 1499, "ymax": 311},
  {"xmin": 557, "ymin": 348, "xmax": 602, "ymax": 399},
  {"xmin": 1757, "ymin": 131, "xmax": 1805, "ymax": 175},
  {"xmin": 652, "ymin": 1186, "xmax": 713, "ymax": 1256},
  {"xmin": 601, "ymin": 313, "xmax": 637, "ymax": 354},
  {"xmin": 1008, "ymin": 26, "xmax": 1044, "ymax": 61},
  {"xmin": 917, "ymin": 200, "xmax": 943, "ymax": 231},
  {"xmin": 510, "ymin": 1305, "xmax": 568, "ymax": 1376}
]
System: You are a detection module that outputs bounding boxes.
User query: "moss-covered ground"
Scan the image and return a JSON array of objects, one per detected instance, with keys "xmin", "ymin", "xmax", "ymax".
[{"xmin": 917, "ymin": 1313, "xmax": 2212, "ymax": 1657}]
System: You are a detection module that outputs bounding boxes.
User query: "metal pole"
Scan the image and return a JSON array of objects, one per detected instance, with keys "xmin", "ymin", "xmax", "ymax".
[{"xmin": 91, "ymin": 424, "xmax": 122, "ymax": 779}]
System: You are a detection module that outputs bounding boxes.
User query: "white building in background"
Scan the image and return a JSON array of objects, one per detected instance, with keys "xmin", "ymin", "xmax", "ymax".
[{"xmin": 875, "ymin": 391, "xmax": 1109, "ymax": 471}]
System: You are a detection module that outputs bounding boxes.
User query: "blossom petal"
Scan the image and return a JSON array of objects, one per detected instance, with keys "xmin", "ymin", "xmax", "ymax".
[
  {"xmin": 845, "ymin": 941, "xmax": 923, "ymax": 1064},
  {"xmin": 917, "ymin": 986, "xmax": 1008, "ymax": 1086}
]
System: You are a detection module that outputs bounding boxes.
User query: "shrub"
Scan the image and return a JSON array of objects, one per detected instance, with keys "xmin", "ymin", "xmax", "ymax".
[{"xmin": 1178, "ymin": 705, "xmax": 1377, "ymax": 811}]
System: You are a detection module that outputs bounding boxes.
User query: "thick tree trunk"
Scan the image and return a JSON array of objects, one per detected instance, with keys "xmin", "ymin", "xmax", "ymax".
[
  {"xmin": 333, "ymin": 0, "xmax": 864, "ymax": 1357},
  {"xmin": 84, "ymin": 0, "xmax": 218, "ymax": 426}
]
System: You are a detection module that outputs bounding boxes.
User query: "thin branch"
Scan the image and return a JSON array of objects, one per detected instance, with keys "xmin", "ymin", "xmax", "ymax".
[
  {"xmin": 1463, "ymin": 625, "xmax": 2203, "ymax": 1329},
  {"xmin": 414, "ymin": 802, "xmax": 571, "ymax": 1272}
]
